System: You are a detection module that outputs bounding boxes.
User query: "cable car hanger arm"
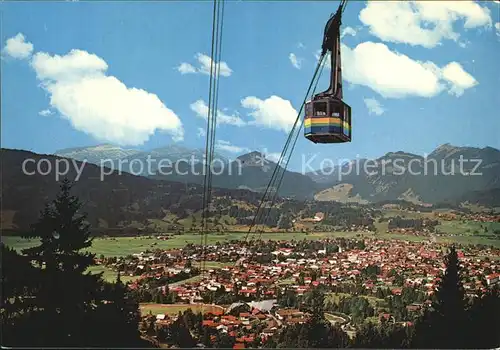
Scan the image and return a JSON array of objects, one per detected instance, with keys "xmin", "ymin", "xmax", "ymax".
[
  {"xmin": 317, "ymin": 0, "xmax": 346, "ymax": 100},
  {"xmin": 321, "ymin": 3, "xmax": 342, "ymax": 56}
]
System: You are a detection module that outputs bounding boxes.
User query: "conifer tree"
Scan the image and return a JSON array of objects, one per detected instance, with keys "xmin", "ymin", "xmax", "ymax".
[
  {"xmin": 412, "ymin": 246, "xmax": 467, "ymax": 348},
  {"xmin": 466, "ymin": 286, "xmax": 500, "ymax": 348},
  {"xmin": 18, "ymin": 179, "xmax": 101, "ymax": 346},
  {"xmin": 5, "ymin": 179, "xmax": 147, "ymax": 347}
]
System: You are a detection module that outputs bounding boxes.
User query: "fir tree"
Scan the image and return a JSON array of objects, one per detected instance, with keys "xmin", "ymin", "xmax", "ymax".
[
  {"xmin": 466, "ymin": 286, "xmax": 500, "ymax": 348},
  {"xmin": 17, "ymin": 179, "xmax": 101, "ymax": 346},
  {"xmin": 4, "ymin": 179, "xmax": 147, "ymax": 347},
  {"xmin": 411, "ymin": 246, "xmax": 467, "ymax": 348}
]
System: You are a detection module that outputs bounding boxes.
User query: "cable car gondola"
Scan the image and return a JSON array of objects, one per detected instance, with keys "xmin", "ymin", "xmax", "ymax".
[{"xmin": 305, "ymin": 4, "xmax": 351, "ymax": 144}]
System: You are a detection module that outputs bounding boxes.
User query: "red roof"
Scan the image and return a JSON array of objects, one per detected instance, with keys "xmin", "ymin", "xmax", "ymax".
[{"xmin": 233, "ymin": 343, "xmax": 245, "ymax": 349}]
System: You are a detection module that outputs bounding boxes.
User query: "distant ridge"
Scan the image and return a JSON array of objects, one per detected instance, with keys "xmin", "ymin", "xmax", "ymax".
[{"xmin": 307, "ymin": 144, "xmax": 500, "ymax": 204}]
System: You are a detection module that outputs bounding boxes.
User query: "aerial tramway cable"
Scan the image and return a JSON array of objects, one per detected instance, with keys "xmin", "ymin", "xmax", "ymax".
[
  {"xmin": 206, "ymin": 0, "xmax": 226, "ymax": 258},
  {"xmin": 242, "ymin": 0, "xmax": 350, "ymax": 248},
  {"xmin": 201, "ymin": 0, "xmax": 225, "ymax": 280},
  {"xmin": 256, "ymin": 59, "xmax": 327, "ymax": 240},
  {"xmin": 242, "ymin": 54, "xmax": 326, "ymax": 245}
]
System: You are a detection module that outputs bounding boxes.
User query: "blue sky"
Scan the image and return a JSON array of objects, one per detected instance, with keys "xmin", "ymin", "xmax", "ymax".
[{"xmin": 1, "ymin": 1, "xmax": 499, "ymax": 171}]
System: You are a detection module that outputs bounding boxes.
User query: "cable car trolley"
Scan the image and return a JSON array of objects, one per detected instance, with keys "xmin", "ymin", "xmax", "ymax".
[{"xmin": 304, "ymin": 1, "xmax": 351, "ymax": 144}]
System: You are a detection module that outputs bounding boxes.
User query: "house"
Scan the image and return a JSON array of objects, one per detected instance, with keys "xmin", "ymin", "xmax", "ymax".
[
  {"xmin": 314, "ymin": 212, "xmax": 325, "ymax": 222},
  {"xmin": 486, "ymin": 273, "xmax": 499, "ymax": 286}
]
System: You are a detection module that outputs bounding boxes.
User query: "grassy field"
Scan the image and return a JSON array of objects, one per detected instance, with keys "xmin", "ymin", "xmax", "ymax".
[
  {"xmin": 437, "ymin": 220, "xmax": 500, "ymax": 236},
  {"xmin": 381, "ymin": 209, "xmax": 435, "ymax": 219},
  {"xmin": 325, "ymin": 293, "xmax": 385, "ymax": 308},
  {"xmin": 3, "ymin": 225, "xmax": 500, "ymax": 258},
  {"xmin": 139, "ymin": 303, "xmax": 224, "ymax": 316},
  {"xmin": 86, "ymin": 265, "xmax": 141, "ymax": 283},
  {"xmin": 1, "ymin": 232, "xmax": 365, "ymax": 257}
]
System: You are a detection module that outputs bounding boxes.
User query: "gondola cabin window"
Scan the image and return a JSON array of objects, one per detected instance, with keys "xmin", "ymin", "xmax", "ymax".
[
  {"xmin": 305, "ymin": 102, "xmax": 312, "ymax": 116},
  {"xmin": 344, "ymin": 104, "xmax": 351, "ymax": 137},
  {"xmin": 329, "ymin": 100, "xmax": 341, "ymax": 117},
  {"xmin": 313, "ymin": 102, "xmax": 328, "ymax": 117}
]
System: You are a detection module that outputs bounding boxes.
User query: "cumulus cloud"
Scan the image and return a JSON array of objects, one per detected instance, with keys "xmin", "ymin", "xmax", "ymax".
[
  {"xmin": 197, "ymin": 127, "xmax": 206, "ymax": 138},
  {"xmin": 25, "ymin": 47, "xmax": 184, "ymax": 145},
  {"xmin": 441, "ymin": 62, "xmax": 478, "ymax": 97},
  {"xmin": 241, "ymin": 95, "xmax": 298, "ymax": 133},
  {"xmin": 38, "ymin": 109, "xmax": 54, "ymax": 117},
  {"xmin": 340, "ymin": 41, "xmax": 477, "ymax": 98},
  {"xmin": 3, "ymin": 33, "xmax": 33, "ymax": 59},
  {"xmin": 359, "ymin": 1, "xmax": 492, "ymax": 48},
  {"xmin": 364, "ymin": 98, "xmax": 385, "ymax": 115},
  {"xmin": 289, "ymin": 53, "xmax": 303, "ymax": 69},
  {"xmin": 341, "ymin": 42, "xmax": 442, "ymax": 98},
  {"xmin": 341, "ymin": 26, "xmax": 357, "ymax": 38},
  {"xmin": 215, "ymin": 140, "xmax": 249, "ymax": 154},
  {"xmin": 190, "ymin": 99, "xmax": 245, "ymax": 126},
  {"xmin": 177, "ymin": 53, "xmax": 232, "ymax": 77},
  {"xmin": 496, "ymin": 22, "xmax": 500, "ymax": 37},
  {"xmin": 177, "ymin": 62, "xmax": 197, "ymax": 74}
]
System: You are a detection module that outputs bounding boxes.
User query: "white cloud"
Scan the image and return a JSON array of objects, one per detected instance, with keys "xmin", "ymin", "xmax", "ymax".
[
  {"xmin": 197, "ymin": 127, "xmax": 206, "ymax": 138},
  {"xmin": 341, "ymin": 26, "xmax": 357, "ymax": 38},
  {"xmin": 341, "ymin": 41, "xmax": 477, "ymax": 98},
  {"xmin": 177, "ymin": 62, "xmax": 197, "ymax": 74},
  {"xmin": 289, "ymin": 53, "xmax": 303, "ymax": 69},
  {"xmin": 495, "ymin": 22, "xmax": 500, "ymax": 37},
  {"xmin": 341, "ymin": 42, "xmax": 442, "ymax": 98},
  {"xmin": 38, "ymin": 109, "xmax": 54, "ymax": 117},
  {"xmin": 178, "ymin": 53, "xmax": 232, "ymax": 77},
  {"xmin": 441, "ymin": 62, "xmax": 478, "ymax": 97},
  {"xmin": 359, "ymin": 1, "xmax": 492, "ymax": 48},
  {"xmin": 297, "ymin": 42, "xmax": 305, "ymax": 49},
  {"xmin": 28, "ymin": 48, "xmax": 183, "ymax": 145},
  {"xmin": 190, "ymin": 99, "xmax": 245, "ymax": 126},
  {"xmin": 241, "ymin": 95, "xmax": 298, "ymax": 133},
  {"xmin": 363, "ymin": 98, "xmax": 385, "ymax": 116},
  {"xmin": 215, "ymin": 140, "xmax": 249, "ymax": 154},
  {"xmin": 3, "ymin": 33, "xmax": 33, "ymax": 59}
]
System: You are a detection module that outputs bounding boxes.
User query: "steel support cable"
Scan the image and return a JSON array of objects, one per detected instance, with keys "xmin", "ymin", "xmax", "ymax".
[
  {"xmin": 254, "ymin": 0, "xmax": 348, "ymax": 241},
  {"xmin": 257, "ymin": 56, "xmax": 327, "ymax": 241},
  {"xmin": 341, "ymin": 0, "xmax": 349, "ymax": 14},
  {"xmin": 205, "ymin": 0, "xmax": 226, "ymax": 264},
  {"xmin": 242, "ymin": 53, "xmax": 326, "ymax": 247},
  {"xmin": 200, "ymin": 0, "xmax": 221, "ymax": 279},
  {"xmin": 250, "ymin": 55, "xmax": 326, "ymax": 240},
  {"xmin": 201, "ymin": 0, "xmax": 225, "ymax": 289}
]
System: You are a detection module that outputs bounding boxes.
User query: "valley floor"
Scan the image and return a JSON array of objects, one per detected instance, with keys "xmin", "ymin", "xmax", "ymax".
[{"xmin": 3, "ymin": 227, "xmax": 500, "ymax": 258}]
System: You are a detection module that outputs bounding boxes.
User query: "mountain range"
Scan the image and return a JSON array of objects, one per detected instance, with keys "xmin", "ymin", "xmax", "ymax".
[
  {"xmin": 55, "ymin": 144, "xmax": 230, "ymax": 176},
  {"xmin": 1, "ymin": 143, "xmax": 499, "ymax": 234},
  {"xmin": 51, "ymin": 143, "xmax": 500, "ymax": 204},
  {"xmin": 311, "ymin": 144, "xmax": 500, "ymax": 205},
  {"xmin": 0, "ymin": 148, "xmax": 264, "ymax": 234}
]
